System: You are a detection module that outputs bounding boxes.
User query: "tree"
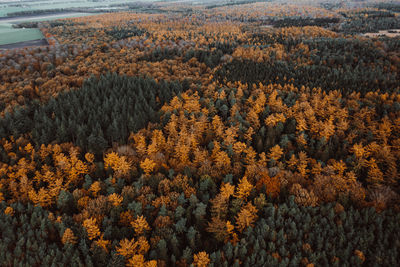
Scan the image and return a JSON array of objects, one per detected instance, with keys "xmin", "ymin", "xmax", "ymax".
[
  {"xmin": 4, "ymin": 206, "xmax": 14, "ymax": 216},
  {"xmin": 108, "ymin": 193, "xmax": 123, "ymax": 207},
  {"xmin": 193, "ymin": 251, "xmax": 210, "ymax": 267},
  {"xmin": 127, "ymin": 255, "xmax": 156, "ymax": 267},
  {"xmin": 220, "ymin": 183, "xmax": 235, "ymax": 199},
  {"xmin": 256, "ymin": 173, "xmax": 280, "ymax": 198},
  {"xmin": 140, "ymin": 158, "xmax": 157, "ymax": 176},
  {"xmin": 62, "ymin": 228, "xmax": 77, "ymax": 245},
  {"xmin": 131, "ymin": 215, "xmax": 150, "ymax": 236},
  {"xmin": 104, "ymin": 152, "xmax": 131, "ymax": 178},
  {"xmin": 95, "ymin": 234, "xmax": 110, "ymax": 252},
  {"xmin": 235, "ymin": 203, "xmax": 258, "ymax": 232},
  {"xmin": 116, "ymin": 238, "xmax": 137, "ymax": 259},
  {"xmin": 235, "ymin": 177, "xmax": 254, "ymax": 200},
  {"xmin": 83, "ymin": 218, "xmax": 100, "ymax": 240},
  {"xmin": 89, "ymin": 181, "xmax": 102, "ymax": 197},
  {"xmin": 268, "ymin": 145, "xmax": 283, "ymax": 162}
]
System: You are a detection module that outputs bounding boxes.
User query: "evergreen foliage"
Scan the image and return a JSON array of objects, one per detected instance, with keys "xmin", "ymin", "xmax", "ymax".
[
  {"xmin": 106, "ymin": 26, "xmax": 147, "ymax": 41},
  {"xmin": 0, "ymin": 73, "xmax": 187, "ymax": 155},
  {"xmin": 217, "ymin": 37, "xmax": 399, "ymax": 94},
  {"xmin": 1, "ymin": 197, "xmax": 399, "ymax": 266},
  {"xmin": 272, "ymin": 17, "xmax": 340, "ymax": 28}
]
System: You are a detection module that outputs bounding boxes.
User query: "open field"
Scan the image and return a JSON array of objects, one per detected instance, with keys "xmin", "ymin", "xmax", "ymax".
[{"xmin": 0, "ymin": 23, "xmax": 43, "ymax": 45}]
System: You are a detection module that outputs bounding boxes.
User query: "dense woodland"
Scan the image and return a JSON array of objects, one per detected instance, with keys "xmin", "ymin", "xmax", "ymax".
[{"xmin": 0, "ymin": 1, "xmax": 399, "ymax": 266}]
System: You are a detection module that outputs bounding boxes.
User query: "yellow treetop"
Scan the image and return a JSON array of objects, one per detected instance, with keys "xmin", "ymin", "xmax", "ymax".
[
  {"xmin": 140, "ymin": 158, "xmax": 157, "ymax": 175},
  {"xmin": 4, "ymin": 206, "xmax": 14, "ymax": 216},
  {"xmin": 220, "ymin": 183, "xmax": 235, "ymax": 199},
  {"xmin": 117, "ymin": 236, "xmax": 150, "ymax": 260},
  {"xmin": 29, "ymin": 188, "xmax": 53, "ymax": 207},
  {"xmin": 214, "ymin": 150, "xmax": 231, "ymax": 169},
  {"xmin": 226, "ymin": 220, "xmax": 238, "ymax": 244},
  {"xmin": 55, "ymin": 150, "xmax": 89, "ymax": 186},
  {"xmin": 108, "ymin": 193, "xmax": 123, "ymax": 206},
  {"xmin": 212, "ymin": 115, "xmax": 224, "ymax": 138},
  {"xmin": 296, "ymin": 117, "xmax": 308, "ymax": 132},
  {"xmin": 233, "ymin": 141, "xmax": 247, "ymax": 155},
  {"xmin": 95, "ymin": 234, "xmax": 110, "ymax": 252},
  {"xmin": 83, "ymin": 218, "xmax": 101, "ymax": 240},
  {"xmin": 193, "ymin": 251, "xmax": 211, "ymax": 267},
  {"xmin": 117, "ymin": 238, "xmax": 137, "ymax": 258},
  {"xmin": 268, "ymin": 145, "xmax": 283, "ymax": 162},
  {"xmin": 352, "ymin": 143, "xmax": 369, "ymax": 159},
  {"xmin": 331, "ymin": 160, "xmax": 347, "ymax": 176},
  {"xmin": 235, "ymin": 203, "xmax": 258, "ymax": 232},
  {"xmin": 104, "ymin": 152, "xmax": 131, "ymax": 177},
  {"xmin": 224, "ymin": 126, "xmax": 238, "ymax": 146},
  {"xmin": 131, "ymin": 215, "xmax": 151, "ymax": 235},
  {"xmin": 133, "ymin": 134, "xmax": 148, "ymax": 156},
  {"xmin": 367, "ymin": 158, "xmax": 384, "ymax": 184},
  {"xmin": 298, "ymin": 151, "xmax": 309, "ymax": 177},
  {"xmin": 234, "ymin": 176, "xmax": 254, "ymax": 200},
  {"xmin": 24, "ymin": 143, "xmax": 34, "ymax": 155},
  {"xmin": 311, "ymin": 161, "xmax": 323, "ymax": 176},
  {"xmin": 85, "ymin": 152, "xmax": 95, "ymax": 163},
  {"xmin": 89, "ymin": 181, "xmax": 102, "ymax": 197},
  {"xmin": 127, "ymin": 254, "xmax": 157, "ymax": 267},
  {"xmin": 62, "ymin": 228, "xmax": 77, "ymax": 245}
]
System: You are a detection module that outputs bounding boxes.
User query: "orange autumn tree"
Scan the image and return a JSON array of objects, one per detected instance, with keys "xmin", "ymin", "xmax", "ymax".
[
  {"xmin": 235, "ymin": 202, "xmax": 258, "ymax": 232},
  {"xmin": 140, "ymin": 158, "xmax": 157, "ymax": 175},
  {"xmin": 104, "ymin": 152, "xmax": 132, "ymax": 178},
  {"xmin": 116, "ymin": 236, "xmax": 154, "ymax": 266},
  {"xmin": 207, "ymin": 182, "xmax": 239, "ymax": 244},
  {"xmin": 108, "ymin": 193, "xmax": 123, "ymax": 206},
  {"xmin": 193, "ymin": 251, "xmax": 211, "ymax": 267},
  {"xmin": 62, "ymin": 228, "xmax": 78, "ymax": 245},
  {"xmin": 83, "ymin": 217, "xmax": 101, "ymax": 240},
  {"xmin": 234, "ymin": 177, "xmax": 254, "ymax": 200},
  {"xmin": 256, "ymin": 172, "xmax": 281, "ymax": 198},
  {"xmin": 131, "ymin": 215, "xmax": 151, "ymax": 236}
]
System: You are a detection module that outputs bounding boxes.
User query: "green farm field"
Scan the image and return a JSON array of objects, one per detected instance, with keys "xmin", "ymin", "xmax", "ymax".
[{"xmin": 0, "ymin": 23, "xmax": 43, "ymax": 45}]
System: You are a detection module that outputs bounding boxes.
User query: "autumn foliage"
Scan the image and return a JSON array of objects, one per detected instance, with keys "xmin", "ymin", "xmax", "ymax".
[{"xmin": 0, "ymin": 1, "xmax": 399, "ymax": 266}]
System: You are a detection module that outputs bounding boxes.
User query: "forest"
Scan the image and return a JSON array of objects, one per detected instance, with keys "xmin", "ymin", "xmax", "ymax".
[{"xmin": 0, "ymin": 1, "xmax": 399, "ymax": 266}]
